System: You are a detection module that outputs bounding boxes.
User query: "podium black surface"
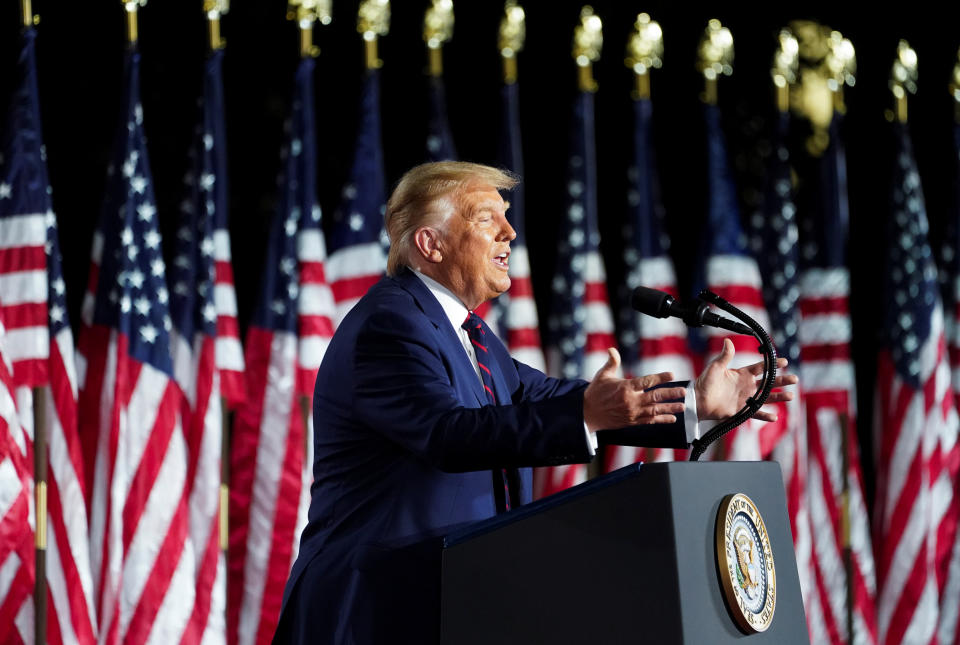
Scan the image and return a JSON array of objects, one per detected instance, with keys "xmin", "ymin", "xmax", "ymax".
[{"xmin": 435, "ymin": 461, "xmax": 808, "ymax": 644}]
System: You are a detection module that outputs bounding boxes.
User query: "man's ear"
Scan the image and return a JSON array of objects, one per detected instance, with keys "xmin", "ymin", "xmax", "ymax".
[{"xmin": 413, "ymin": 227, "xmax": 443, "ymax": 264}]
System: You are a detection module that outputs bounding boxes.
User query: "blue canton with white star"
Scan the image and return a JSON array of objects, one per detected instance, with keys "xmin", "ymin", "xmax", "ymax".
[
  {"xmin": 170, "ymin": 51, "xmax": 228, "ymax": 342},
  {"xmin": 252, "ymin": 58, "xmax": 319, "ymax": 334},
  {"xmin": 547, "ymin": 90, "xmax": 600, "ymax": 379},
  {"xmin": 92, "ymin": 52, "xmax": 172, "ymax": 375},
  {"xmin": 0, "ymin": 29, "xmax": 70, "ymax": 337},
  {"xmin": 329, "ymin": 70, "xmax": 388, "ymax": 257},
  {"xmin": 618, "ymin": 96, "xmax": 672, "ymax": 357},
  {"xmin": 750, "ymin": 111, "xmax": 800, "ymax": 365},
  {"xmin": 883, "ymin": 123, "xmax": 938, "ymax": 388}
]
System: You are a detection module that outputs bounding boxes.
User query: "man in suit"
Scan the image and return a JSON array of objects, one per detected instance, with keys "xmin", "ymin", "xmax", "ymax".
[{"xmin": 275, "ymin": 162, "xmax": 796, "ymax": 643}]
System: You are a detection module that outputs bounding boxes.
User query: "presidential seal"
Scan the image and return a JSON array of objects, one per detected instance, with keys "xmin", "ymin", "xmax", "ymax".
[{"xmin": 716, "ymin": 493, "xmax": 776, "ymax": 633}]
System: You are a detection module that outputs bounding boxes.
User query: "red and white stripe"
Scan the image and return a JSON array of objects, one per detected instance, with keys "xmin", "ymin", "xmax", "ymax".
[
  {"xmin": 213, "ymin": 229, "xmax": 244, "ymax": 407},
  {"xmin": 938, "ymin": 270, "xmax": 960, "ymax": 645},
  {"xmin": 475, "ymin": 246, "xmax": 545, "ymax": 370},
  {"xmin": 20, "ymin": 328, "xmax": 99, "ymax": 645},
  {"xmin": 0, "ymin": 212, "xmax": 49, "ymax": 386},
  {"xmin": 875, "ymin": 305, "xmax": 949, "ymax": 645},
  {"xmin": 78, "ymin": 255, "xmax": 197, "ymax": 645},
  {"xmin": 171, "ymin": 329, "xmax": 224, "ymax": 645},
  {"xmin": 325, "ymin": 242, "xmax": 384, "ymax": 329},
  {"xmin": 295, "ymin": 229, "xmax": 335, "ymax": 396},
  {"xmin": 800, "ymin": 267, "xmax": 878, "ymax": 645},
  {"xmin": 0, "ymin": 318, "xmax": 35, "ymax": 645},
  {"xmin": 537, "ymin": 250, "xmax": 616, "ymax": 499},
  {"xmin": 501, "ymin": 246, "xmax": 546, "ymax": 372},
  {"xmin": 704, "ymin": 254, "xmax": 786, "ymax": 461},
  {"xmin": 2, "ymin": 210, "xmax": 99, "ymax": 644},
  {"xmin": 228, "ymin": 328, "xmax": 305, "ymax": 645},
  {"xmin": 580, "ymin": 250, "xmax": 617, "ymax": 378}
]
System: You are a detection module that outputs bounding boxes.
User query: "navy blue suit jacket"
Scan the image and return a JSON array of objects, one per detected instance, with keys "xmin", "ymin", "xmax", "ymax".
[{"xmin": 275, "ymin": 268, "xmax": 689, "ymax": 644}]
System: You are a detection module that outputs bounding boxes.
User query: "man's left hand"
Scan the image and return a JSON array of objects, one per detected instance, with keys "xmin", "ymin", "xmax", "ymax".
[{"xmin": 695, "ymin": 338, "xmax": 798, "ymax": 422}]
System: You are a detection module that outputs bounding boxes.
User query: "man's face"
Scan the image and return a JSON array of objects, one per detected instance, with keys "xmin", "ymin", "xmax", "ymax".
[{"xmin": 435, "ymin": 183, "xmax": 516, "ymax": 311}]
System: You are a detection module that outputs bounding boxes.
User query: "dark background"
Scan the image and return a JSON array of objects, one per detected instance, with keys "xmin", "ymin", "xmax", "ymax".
[{"xmin": 3, "ymin": 1, "xmax": 960, "ymax": 498}]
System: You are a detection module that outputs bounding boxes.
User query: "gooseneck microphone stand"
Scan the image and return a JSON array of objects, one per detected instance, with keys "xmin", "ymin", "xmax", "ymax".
[{"xmin": 688, "ymin": 289, "xmax": 778, "ymax": 462}]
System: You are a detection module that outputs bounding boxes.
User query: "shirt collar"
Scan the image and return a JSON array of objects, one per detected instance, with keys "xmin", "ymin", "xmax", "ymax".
[{"xmin": 412, "ymin": 269, "xmax": 470, "ymax": 331}]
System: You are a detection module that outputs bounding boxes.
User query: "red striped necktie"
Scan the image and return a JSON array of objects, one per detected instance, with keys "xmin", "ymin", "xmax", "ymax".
[{"xmin": 462, "ymin": 311, "xmax": 520, "ymax": 513}]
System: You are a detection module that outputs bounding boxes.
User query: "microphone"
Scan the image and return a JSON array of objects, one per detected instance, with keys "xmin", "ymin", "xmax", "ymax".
[{"xmin": 630, "ymin": 286, "xmax": 754, "ymax": 336}]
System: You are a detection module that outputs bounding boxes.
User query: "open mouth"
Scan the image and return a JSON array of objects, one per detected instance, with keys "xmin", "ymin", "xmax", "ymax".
[{"xmin": 492, "ymin": 251, "xmax": 509, "ymax": 268}]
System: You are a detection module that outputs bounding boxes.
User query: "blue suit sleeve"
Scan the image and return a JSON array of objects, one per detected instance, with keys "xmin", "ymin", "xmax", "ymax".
[{"xmin": 351, "ymin": 310, "xmax": 592, "ymax": 471}]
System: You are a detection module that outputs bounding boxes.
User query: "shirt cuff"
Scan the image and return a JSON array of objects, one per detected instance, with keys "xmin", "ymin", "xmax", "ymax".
[
  {"xmin": 685, "ymin": 387, "xmax": 710, "ymax": 444},
  {"xmin": 584, "ymin": 423, "xmax": 597, "ymax": 456}
]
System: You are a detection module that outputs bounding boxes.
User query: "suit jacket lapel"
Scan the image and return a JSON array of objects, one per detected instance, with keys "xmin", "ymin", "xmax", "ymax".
[{"xmin": 392, "ymin": 269, "xmax": 487, "ymax": 407}]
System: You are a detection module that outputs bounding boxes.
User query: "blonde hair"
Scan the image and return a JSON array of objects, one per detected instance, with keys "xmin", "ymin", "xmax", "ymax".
[{"xmin": 384, "ymin": 161, "xmax": 518, "ymax": 275}]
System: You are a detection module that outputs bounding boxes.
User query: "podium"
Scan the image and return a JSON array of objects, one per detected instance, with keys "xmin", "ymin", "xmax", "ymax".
[{"xmin": 418, "ymin": 461, "xmax": 808, "ymax": 644}]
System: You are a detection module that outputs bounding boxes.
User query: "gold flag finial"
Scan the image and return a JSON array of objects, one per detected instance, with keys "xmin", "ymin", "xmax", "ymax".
[
  {"xmin": 358, "ymin": 0, "xmax": 390, "ymax": 69},
  {"xmin": 203, "ymin": 1, "xmax": 229, "ymax": 51},
  {"xmin": 424, "ymin": 0, "xmax": 454, "ymax": 77},
  {"xmin": 573, "ymin": 6, "xmax": 602, "ymax": 92},
  {"xmin": 890, "ymin": 39, "xmax": 918, "ymax": 123},
  {"xmin": 625, "ymin": 13, "xmax": 662, "ymax": 100},
  {"xmin": 499, "ymin": 1, "xmax": 525, "ymax": 84},
  {"xmin": 123, "ymin": 0, "xmax": 148, "ymax": 44},
  {"xmin": 697, "ymin": 19, "xmax": 733, "ymax": 104},
  {"xmin": 771, "ymin": 29, "xmax": 798, "ymax": 112},
  {"xmin": 287, "ymin": 0, "xmax": 332, "ymax": 58}
]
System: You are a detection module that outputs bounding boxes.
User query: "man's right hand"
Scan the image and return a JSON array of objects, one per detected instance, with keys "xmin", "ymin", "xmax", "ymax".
[{"xmin": 582, "ymin": 348, "xmax": 687, "ymax": 433}]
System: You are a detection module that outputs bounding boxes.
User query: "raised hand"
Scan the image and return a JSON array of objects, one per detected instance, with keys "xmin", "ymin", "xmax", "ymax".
[
  {"xmin": 583, "ymin": 348, "xmax": 687, "ymax": 432},
  {"xmin": 694, "ymin": 338, "xmax": 798, "ymax": 422}
]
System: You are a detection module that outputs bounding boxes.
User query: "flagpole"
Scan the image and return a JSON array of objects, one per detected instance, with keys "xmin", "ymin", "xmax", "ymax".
[
  {"xmin": 499, "ymin": 1, "xmax": 524, "ymax": 85},
  {"xmin": 424, "ymin": 0, "xmax": 453, "ymax": 78},
  {"xmin": 33, "ymin": 388, "xmax": 47, "ymax": 645},
  {"xmin": 697, "ymin": 19, "xmax": 732, "ymax": 106},
  {"xmin": 123, "ymin": 1, "xmax": 146, "ymax": 46},
  {"xmin": 287, "ymin": 0, "xmax": 330, "ymax": 59},
  {"xmin": 204, "ymin": 0, "xmax": 227, "ymax": 52},
  {"xmin": 359, "ymin": 0, "xmax": 389, "ymax": 71}
]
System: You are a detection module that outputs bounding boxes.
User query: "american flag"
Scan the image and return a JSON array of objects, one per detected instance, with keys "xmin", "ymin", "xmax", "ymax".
[
  {"xmin": 539, "ymin": 89, "xmax": 616, "ymax": 498},
  {"xmin": 874, "ymin": 121, "xmax": 956, "ymax": 645},
  {"xmin": 227, "ymin": 57, "xmax": 332, "ymax": 645},
  {"xmin": 326, "ymin": 70, "xmax": 387, "ymax": 328},
  {"xmin": 750, "ymin": 109, "xmax": 818, "ymax": 640},
  {"xmin": 936, "ymin": 118, "xmax": 960, "ymax": 645},
  {"xmin": 424, "ymin": 75, "xmax": 457, "ymax": 163},
  {"xmin": 486, "ymin": 79, "xmax": 545, "ymax": 371},
  {"xmin": 798, "ymin": 112, "xmax": 877, "ymax": 644},
  {"xmin": 606, "ymin": 94, "xmax": 693, "ymax": 472},
  {"xmin": 695, "ymin": 103, "xmax": 783, "ymax": 461},
  {"xmin": 169, "ymin": 48, "xmax": 236, "ymax": 645},
  {"xmin": 0, "ymin": 309, "xmax": 33, "ymax": 645},
  {"xmin": 0, "ymin": 27, "xmax": 97, "ymax": 645},
  {"xmin": 76, "ymin": 51, "xmax": 197, "ymax": 645}
]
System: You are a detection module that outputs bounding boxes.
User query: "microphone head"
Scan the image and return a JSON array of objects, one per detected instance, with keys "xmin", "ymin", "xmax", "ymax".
[{"xmin": 631, "ymin": 286, "xmax": 674, "ymax": 318}]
